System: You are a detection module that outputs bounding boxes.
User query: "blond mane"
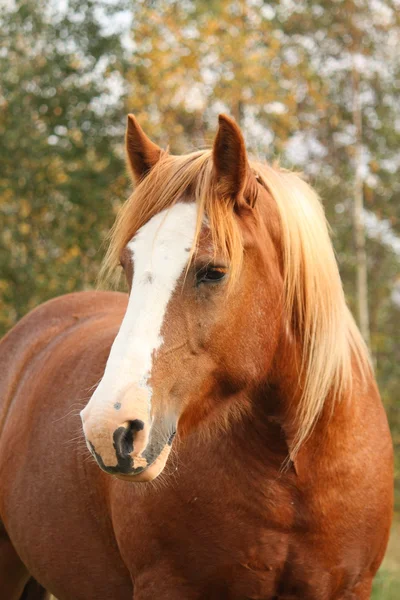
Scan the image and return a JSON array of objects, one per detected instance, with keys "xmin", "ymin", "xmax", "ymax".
[{"xmin": 101, "ymin": 151, "xmax": 370, "ymax": 456}]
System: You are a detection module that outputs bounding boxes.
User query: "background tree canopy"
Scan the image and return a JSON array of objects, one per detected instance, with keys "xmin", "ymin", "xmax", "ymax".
[{"xmin": 0, "ymin": 1, "xmax": 399, "ymax": 595}]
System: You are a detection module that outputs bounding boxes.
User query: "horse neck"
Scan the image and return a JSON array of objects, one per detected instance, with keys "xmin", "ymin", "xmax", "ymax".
[
  {"xmin": 177, "ymin": 322, "xmax": 361, "ymax": 484},
  {"xmin": 175, "ymin": 394, "xmax": 294, "ymax": 490},
  {"xmin": 265, "ymin": 326, "xmax": 309, "ymax": 450},
  {"xmin": 268, "ymin": 324, "xmax": 371, "ymax": 478}
]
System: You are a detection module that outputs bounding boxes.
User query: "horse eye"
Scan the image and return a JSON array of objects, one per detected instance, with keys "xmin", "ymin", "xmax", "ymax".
[{"xmin": 196, "ymin": 266, "xmax": 227, "ymax": 285}]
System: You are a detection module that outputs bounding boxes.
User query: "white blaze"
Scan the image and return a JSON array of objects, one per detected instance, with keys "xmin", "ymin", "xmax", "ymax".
[{"xmin": 87, "ymin": 202, "xmax": 197, "ymax": 417}]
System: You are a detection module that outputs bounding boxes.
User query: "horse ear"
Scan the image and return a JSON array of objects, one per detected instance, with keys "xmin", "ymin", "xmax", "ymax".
[
  {"xmin": 125, "ymin": 114, "xmax": 162, "ymax": 183},
  {"xmin": 212, "ymin": 114, "xmax": 255, "ymax": 207}
]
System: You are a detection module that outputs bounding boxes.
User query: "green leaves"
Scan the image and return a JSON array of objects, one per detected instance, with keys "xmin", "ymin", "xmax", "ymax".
[{"xmin": 0, "ymin": 0, "xmax": 128, "ymax": 330}]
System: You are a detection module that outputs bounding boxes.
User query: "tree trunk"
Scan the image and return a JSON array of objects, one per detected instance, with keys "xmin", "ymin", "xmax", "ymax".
[{"xmin": 352, "ymin": 65, "xmax": 370, "ymax": 348}]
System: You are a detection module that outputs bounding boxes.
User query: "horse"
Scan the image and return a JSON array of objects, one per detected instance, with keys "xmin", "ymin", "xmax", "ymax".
[{"xmin": 0, "ymin": 113, "xmax": 393, "ymax": 600}]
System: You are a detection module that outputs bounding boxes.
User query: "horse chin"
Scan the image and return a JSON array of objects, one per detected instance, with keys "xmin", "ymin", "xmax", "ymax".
[{"xmin": 113, "ymin": 442, "xmax": 172, "ymax": 483}]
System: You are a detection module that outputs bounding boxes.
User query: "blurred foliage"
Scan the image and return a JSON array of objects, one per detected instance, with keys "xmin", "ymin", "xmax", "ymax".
[
  {"xmin": 372, "ymin": 571, "xmax": 400, "ymax": 600},
  {"xmin": 0, "ymin": 0, "xmax": 129, "ymax": 327},
  {"xmin": 0, "ymin": 0, "xmax": 399, "ymax": 515}
]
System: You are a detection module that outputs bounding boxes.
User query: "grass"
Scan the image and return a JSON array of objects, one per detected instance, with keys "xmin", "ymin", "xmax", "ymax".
[{"xmin": 372, "ymin": 520, "xmax": 400, "ymax": 599}]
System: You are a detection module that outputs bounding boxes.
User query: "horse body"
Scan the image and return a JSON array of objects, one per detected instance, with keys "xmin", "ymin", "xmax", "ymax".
[
  {"xmin": 0, "ymin": 114, "xmax": 393, "ymax": 599},
  {"xmin": 0, "ymin": 292, "xmax": 392, "ymax": 599},
  {"xmin": 0, "ymin": 293, "xmax": 132, "ymax": 598}
]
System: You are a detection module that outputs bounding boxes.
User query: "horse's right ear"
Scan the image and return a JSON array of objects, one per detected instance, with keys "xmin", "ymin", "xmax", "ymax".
[
  {"xmin": 125, "ymin": 115, "xmax": 162, "ymax": 183},
  {"xmin": 212, "ymin": 114, "xmax": 257, "ymax": 208}
]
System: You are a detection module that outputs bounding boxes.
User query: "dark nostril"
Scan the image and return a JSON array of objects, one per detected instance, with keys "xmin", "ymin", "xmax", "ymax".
[
  {"xmin": 129, "ymin": 419, "xmax": 145, "ymax": 433},
  {"xmin": 113, "ymin": 420, "xmax": 145, "ymax": 458},
  {"xmin": 113, "ymin": 426, "xmax": 133, "ymax": 457}
]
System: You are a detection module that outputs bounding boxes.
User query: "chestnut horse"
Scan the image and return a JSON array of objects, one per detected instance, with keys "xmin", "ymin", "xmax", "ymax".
[{"xmin": 0, "ymin": 114, "xmax": 393, "ymax": 599}]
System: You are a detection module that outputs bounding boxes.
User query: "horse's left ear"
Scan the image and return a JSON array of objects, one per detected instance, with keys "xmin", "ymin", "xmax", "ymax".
[
  {"xmin": 212, "ymin": 114, "xmax": 257, "ymax": 208},
  {"xmin": 126, "ymin": 114, "xmax": 163, "ymax": 183}
]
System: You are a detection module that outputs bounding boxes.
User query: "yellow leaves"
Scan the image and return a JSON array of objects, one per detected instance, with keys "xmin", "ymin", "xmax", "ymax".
[
  {"xmin": 370, "ymin": 160, "xmax": 380, "ymax": 173},
  {"xmin": 85, "ymin": 152, "xmax": 110, "ymax": 174},
  {"xmin": 36, "ymin": 56, "xmax": 46, "ymax": 68},
  {"xmin": 20, "ymin": 200, "xmax": 31, "ymax": 218},
  {"xmin": 45, "ymin": 155, "xmax": 68, "ymax": 183},
  {"xmin": 69, "ymin": 58, "xmax": 81, "ymax": 70},
  {"xmin": 269, "ymin": 36, "xmax": 281, "ymax": 51},
  {"xmin": 69, "ymin": 246, "xmax": 80, "ymax": 258},
  {"xmin": 48, "ymin": 279, "xmax": 59, "ymax": 292},
  {"xmin": 0, "ymin": 189, "xmax": 14, "ymax": 204},
  {"xmin": 70, "ymin": 129, "xmax": 82, "ymax": 144},
  {"xmin": 2, "ymin": 230, "xmax": 12, "ymax": 247},
  {"xmin": 62, "ymin": 246, "xmax": 80, "ymax": 263},
  {"xmin": 18, "ymin": 222, "xmax": 30, "ymax": 235},
  {"xmin": 56, "ymin": 172, "xmax": 68, "ymax": 183},
  {"xmin": 347, "ymin": 146, "xmax": 356, "ymax": 158},
  {"xmin": 330, "ymin": 115, "xmax": 340, "ymax": 128}
]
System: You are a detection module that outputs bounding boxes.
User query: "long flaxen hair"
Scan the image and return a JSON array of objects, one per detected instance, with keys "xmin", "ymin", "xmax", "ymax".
[{"xmin": 100, "ymin": 150, "xmax": 370, "ymax": 457}]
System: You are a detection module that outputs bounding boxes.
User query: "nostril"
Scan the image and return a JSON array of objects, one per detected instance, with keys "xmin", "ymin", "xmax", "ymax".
[
  {"xmin": 113, "ymin": 420, "xmax": 145, "ymax": 458},
  {"xmin": 129, "ymin": 419, "xmax": 145, "ymax": 433},
  {"xmin": 113, "ymin": 425, "xmax": 134, "ymax": 457}
]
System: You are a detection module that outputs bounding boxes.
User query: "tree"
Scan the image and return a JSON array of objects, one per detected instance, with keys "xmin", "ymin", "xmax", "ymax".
[{"xmin": 0, "ymin": 0, "xmax": 129, "ymax": 332}]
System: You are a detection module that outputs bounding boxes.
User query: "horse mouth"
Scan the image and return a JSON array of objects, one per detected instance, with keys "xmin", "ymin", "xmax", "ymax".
[
  {"xmin": 88, "ymin": 430, "xmax": 176, "ymax": 483},
  {"xmin": 112, "ymin": 440, "xmax": 173, "ymax": 482}
]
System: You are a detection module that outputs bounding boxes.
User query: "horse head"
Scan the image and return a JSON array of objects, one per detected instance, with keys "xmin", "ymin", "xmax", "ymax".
[{"xmin": 81, "ymin": 113, "xmax": 368, "ymax": 481}]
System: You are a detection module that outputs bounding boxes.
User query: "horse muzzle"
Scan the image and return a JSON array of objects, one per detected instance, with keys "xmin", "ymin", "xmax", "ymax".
[{"xmin": 80, "ymin": 394, "xmax": 175, "ymax": 482}]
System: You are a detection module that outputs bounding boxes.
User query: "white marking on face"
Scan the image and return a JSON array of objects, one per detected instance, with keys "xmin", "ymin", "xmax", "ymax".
[{"xmin": 84, "ymin": 201, "xmax": 198, "ymax": 427}]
